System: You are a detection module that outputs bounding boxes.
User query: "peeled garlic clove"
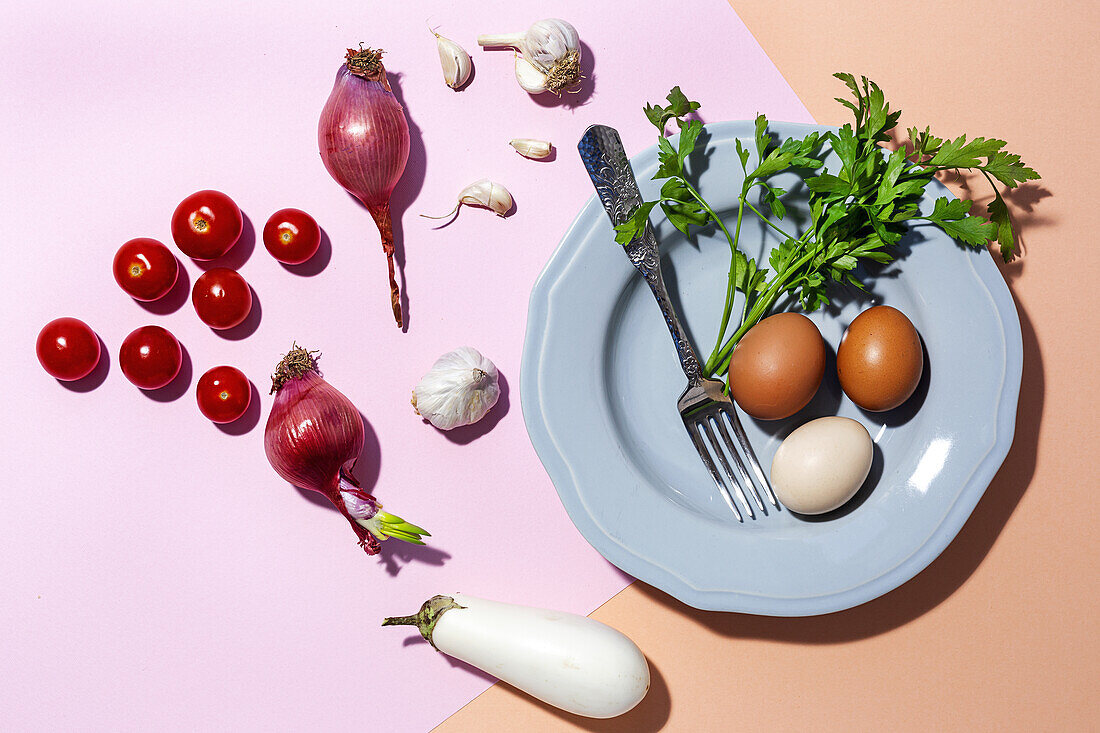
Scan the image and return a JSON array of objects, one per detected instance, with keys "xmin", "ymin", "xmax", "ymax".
[
  {"xmin": 433, "ymin": 32, "xmax": 472, "ymax": 90},
  {"xmin": 509, "ymin": 138, "xmax": 553, "ymax": 159},
  {"xmin": 412, "ymin": 347, "xmax": 501, "ymax": 430}
]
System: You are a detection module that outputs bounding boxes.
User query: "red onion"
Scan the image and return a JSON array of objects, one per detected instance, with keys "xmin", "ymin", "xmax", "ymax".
[
  {"xmin": 264, "ymin": 345, "xmax": 428, "ymax": 554},
  {"xmin": 319, "ymin": 47, "xmax": 411, "ymax": 328}
]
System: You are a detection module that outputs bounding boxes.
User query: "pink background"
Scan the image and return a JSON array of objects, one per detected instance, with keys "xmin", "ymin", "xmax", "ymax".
[{"xmin": 0, "ymin": 1, "xmax": 808, "ymax": 730}]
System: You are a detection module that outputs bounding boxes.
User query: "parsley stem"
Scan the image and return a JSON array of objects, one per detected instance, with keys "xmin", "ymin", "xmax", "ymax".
[
  {"xmin": 706, "ymin": 194, "xmax": 747, "ymax": 375},
  {"xmin": 676, "ymin": 178, "xmax": 749, "ymax": 377},
  {"xmin": 705, "ymin": 247, "xmax": 818, "ymax": 376},
  {"xmin": 742, "ymin": 201, "xmax": 798, "ymax": 242},
  {"xmin": 682, "ymin": 179, "xmax": 737, "ymax": 247}
]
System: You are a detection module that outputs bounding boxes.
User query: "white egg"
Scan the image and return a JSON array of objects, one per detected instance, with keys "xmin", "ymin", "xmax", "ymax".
[{"xmin": 771, "ymin": 416, "xmax": 873, "ymax": 515}]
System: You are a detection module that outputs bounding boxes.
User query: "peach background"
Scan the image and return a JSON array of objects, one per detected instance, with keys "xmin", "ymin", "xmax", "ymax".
[{"xmin": 439, "ymin": 1, "xmax": 1100, "ymax": 731}]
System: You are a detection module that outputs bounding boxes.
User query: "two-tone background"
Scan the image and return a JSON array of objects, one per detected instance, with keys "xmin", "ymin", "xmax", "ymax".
[{"xmin": 2, "ymin": 1, "xmax": 1095, "ymax": 730}]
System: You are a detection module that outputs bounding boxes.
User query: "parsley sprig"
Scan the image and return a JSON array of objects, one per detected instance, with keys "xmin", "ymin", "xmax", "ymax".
[{"xmin": 614, "ymin": 74, "xmax": 1039, "ymax": 379}]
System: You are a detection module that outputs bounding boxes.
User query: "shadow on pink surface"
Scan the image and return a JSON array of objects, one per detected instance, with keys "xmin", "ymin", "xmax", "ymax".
[{"xmin": 378, "ymin": 541, "xmax": 452, "ymax": 576}]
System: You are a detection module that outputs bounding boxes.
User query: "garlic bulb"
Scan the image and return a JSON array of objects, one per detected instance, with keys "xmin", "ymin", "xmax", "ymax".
[
  {"xmin": 412, "ymin": 347, "xmax": 501, "ymax": 430},
  {"xmin": 432, "ymin": 31, "xmax": 472, "ymax": 90},
  {"xmin": 509, "ymin": 138, "xmax": 553, "ymax": 159},
  {"xmin": 421, "ymin": 179, "xmax": 514, "ymax": 220},
  {"xmin": 478, "ymin": 19, "xmax": 581, "ymax": 95}
]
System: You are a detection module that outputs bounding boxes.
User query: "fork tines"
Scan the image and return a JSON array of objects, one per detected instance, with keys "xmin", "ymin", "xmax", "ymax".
[{"xmin": 684, "ymin": 407, "xmax": 777, "ymax": 521}]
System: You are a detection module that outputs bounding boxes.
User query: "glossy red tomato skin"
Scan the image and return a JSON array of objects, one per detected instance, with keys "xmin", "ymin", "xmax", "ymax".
[
  {"xmin": 171, "ymin": 190, "xmax": 243, "ymax": 260},
  {"xmin": 262, "ymin": 208, "xmax": 320, "ymax": 265},
  {"xmin": 196, "ymin": 366, "xmax": 251, "ymax": 423},
  {"xmin": 112, "ymin": 238, "xmax": 179, "ymax": 301},
  {"xmin": 119, "ymin": 325, "xmax": 182, "ymax": 390},
  {"xmin": 36, "ymin": 317, "xmax": 101, "ymax": 381},
  {"xmin": 192, "ymin": 268, "xmax": 252, "ymax": 330}
]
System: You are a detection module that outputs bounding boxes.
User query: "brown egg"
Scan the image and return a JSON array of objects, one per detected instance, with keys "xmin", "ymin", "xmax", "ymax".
[
  {"xmin": 837, "ymin": 305, "xmax": 924, "ymax": 412},
  {"xmin": 728, "ymin": 312, "xmax": 826, "ymax": 420}
]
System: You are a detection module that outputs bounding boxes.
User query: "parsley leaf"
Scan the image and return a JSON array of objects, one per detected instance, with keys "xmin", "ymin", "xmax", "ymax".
[
  {"xmin": 983, "ymin": 150, "xmax": 1041, "ymax": 188},
  {"xmin": 986, "ymin": 192, "xmax": 1017, "ymax": 261},
  {"xmin": 644, "ymin": 86, "xmax": 701, "ymax": 133},
  {"xmin": 925, "ymin": 197, "xmax": 997, "ymax": 246},
  {"xmin": 626, "ymin": 74, "xmax": 1039, "ymax": 376}
]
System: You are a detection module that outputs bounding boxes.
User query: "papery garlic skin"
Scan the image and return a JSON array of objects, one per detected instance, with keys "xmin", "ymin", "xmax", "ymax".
[
  {"xmin": 434, "ymin": 33, "xmax": 472, "ymax": 89},
  {"xmin": 518, "ymin": 19, "xmax": 579, "ymax": 77},
  {"xmin": 479, "ymin": 19, "xmax": 581, "ymax": 95},
  {"xmin": 412, "ymin": 347, "xmax": 501, "ymax": 430},
  {"xmin": 509, "ymin": 138, "xmax": 553, "ymax": 159}
]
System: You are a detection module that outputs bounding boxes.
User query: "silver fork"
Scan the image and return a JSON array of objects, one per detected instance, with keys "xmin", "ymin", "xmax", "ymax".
[{"xmin": 578, "ymin": 124, "xmax": 778, "ymax": 520}]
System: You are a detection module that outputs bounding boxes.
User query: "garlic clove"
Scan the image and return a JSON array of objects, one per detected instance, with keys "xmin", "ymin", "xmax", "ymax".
[
  {"xmin": 412, "ymin": 347, "xmax": 501, "ymax": 430},
  {"xmin": 433, "ymin": 32, "xmax": 472, "ymax": 90},
  {"xmin": 420, "ymin": 179, "xmax": 514, "ymax": 220},
  {"xmin": 509, "ymin": 138, "xmax": 553, "ymax": 159},
  {"xmin": 514, "ymin": 55, "xmax": 548, "ymax": 94},
  {"xmin": 458, "ymin": 179, "xmax": 514, "ymax": 217}
]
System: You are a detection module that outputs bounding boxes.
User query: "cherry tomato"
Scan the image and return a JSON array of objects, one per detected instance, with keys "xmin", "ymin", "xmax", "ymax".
[
  {"xmin": 171, "ymin": 190, "xmax": 243, "ymax": 260},
  {"xmin": 192, "ymin": 268, "xmax": 252, "ymax": 330},
  {"xmin": 36, "ymin": 317, "xmax": 101, "ymax": 381},
  {"xmin": 119, "ymin": 325, "xmax": 182, "ymax": 390},
  {"xmin": 263, "ymin": 208, "xmax": 321, "ymax": 265},
  {"xmin": 112, "ymin": 237, "xmax": 179, "ymax": 301},
  {"xmin": 196, "ymin": 366, "xmax": 251, "ymax": 423}
]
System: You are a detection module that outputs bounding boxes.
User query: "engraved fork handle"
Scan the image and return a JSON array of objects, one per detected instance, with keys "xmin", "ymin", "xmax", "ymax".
[{"xmin": 578, "ymin": 124, "xmax": 703, "ymax": 384}]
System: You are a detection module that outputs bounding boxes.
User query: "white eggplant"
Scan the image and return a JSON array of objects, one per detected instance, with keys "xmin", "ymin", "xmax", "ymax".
[{"xmin": 383, "ymin": 594, "xmax": 649, "ymax": 718}]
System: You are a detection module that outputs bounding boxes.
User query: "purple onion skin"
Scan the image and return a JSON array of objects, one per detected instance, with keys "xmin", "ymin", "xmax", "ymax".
[
  {"xmin": 265, "ymin": 369, "xmax": 382, "ymax": 552},
  {"xmin": 319, "ymin": 52, "xmax": 410, "ymax": 327},
  {"xmin": 319, "ymin": 65, "xmax": 410, "ymax": 211}
]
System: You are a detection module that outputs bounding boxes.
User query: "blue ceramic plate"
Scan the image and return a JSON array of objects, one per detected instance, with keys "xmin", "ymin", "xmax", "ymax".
[{"xmin": 521, "ymin": 121, "xmax": 1022, "ymax": 615}]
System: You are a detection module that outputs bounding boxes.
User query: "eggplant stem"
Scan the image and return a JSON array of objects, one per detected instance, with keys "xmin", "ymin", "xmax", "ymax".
[{"xmin": 382, "ymin": 595, "xmax": 466, "ymax": 650}]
